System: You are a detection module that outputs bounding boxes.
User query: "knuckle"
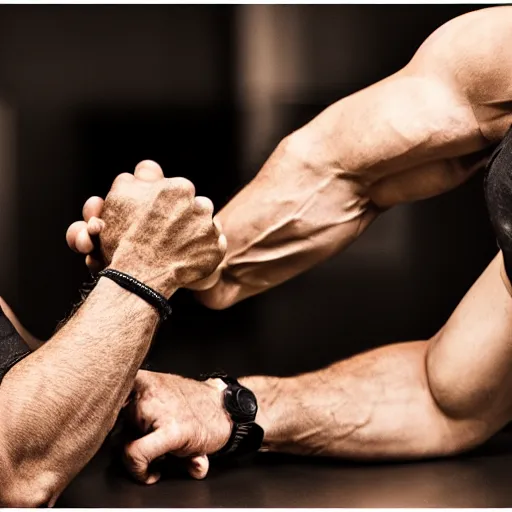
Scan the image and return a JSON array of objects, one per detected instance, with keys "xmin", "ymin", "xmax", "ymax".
[
  {"xmin": 198, "ymin": 243, "xmax": 224, "ymax": 275},
  {"xmin": 125, "ymin": 444, "xmax": 145, "ymax": 467},
  {"xmin": 168, "ymin": 177, "xmax": 195, "ymax": 197},
  {"xmin": 112, "ymin": 172, "xmax": 133, "ymax": 188},
  {"xmin": 195, "ymin": 197, "xmax": 214, "ymax": 213}
]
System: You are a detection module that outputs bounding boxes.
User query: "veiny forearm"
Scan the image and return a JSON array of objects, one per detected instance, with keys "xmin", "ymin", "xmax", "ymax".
[
  {"xmin": 200, "ymin": 136, "xmax": 378, "ymax": 308},
  {"xmin": 0, "ymin": 277, "xmax": 159, "ymax": 505},
  {"xmin": 243, "ymin": 254, "xmax": 512, "ymax": 460},
  {"xmin": 198, "ymin": 65, "xmax": 487, "ymax": 310},
  {"xmin": 242, "ymin": 341, "xmax": 499, "ymax": 460}
]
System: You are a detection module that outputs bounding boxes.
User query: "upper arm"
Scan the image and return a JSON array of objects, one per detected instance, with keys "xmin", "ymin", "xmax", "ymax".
[
  {"xmin": 314, "ymin": 6, "xmax": 512, "ymax": 208},
  {"xmin": 300, "ymin": 9, "xmax": 512, "ymax": 184},
  {"xmin": 426, "ymin": 254, "xmax": 512, "ymax": 435},
  {"xmin": 408, "ymin": 6, "xmax": 512, "ymax": 141}
]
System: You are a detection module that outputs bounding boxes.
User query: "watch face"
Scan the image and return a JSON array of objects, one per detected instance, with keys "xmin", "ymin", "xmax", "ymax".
[
  {"xmin": 226, "ymin": 387, "xmax": 258, "ymax": 422},
  {"xmin": 236, "ymin": 388, "xmax": 257, "ymax": 416}
]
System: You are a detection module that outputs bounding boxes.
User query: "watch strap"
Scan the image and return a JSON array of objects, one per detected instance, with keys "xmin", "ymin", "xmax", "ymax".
[
  {"xmin": 213, "ymin": 421, "xmax": 264, "ymax": 458},
  {"xmin": 200, "ymin": 371, "xmax": 264, "ymax": 458}
]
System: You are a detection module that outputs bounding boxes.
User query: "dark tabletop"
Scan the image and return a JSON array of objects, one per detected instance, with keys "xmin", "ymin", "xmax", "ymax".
[{"xmin": 57, "ymin": 431, "xmax": 512, "ymax": 508}]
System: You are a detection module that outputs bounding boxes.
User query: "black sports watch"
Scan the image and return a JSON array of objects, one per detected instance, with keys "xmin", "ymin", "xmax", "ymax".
[{"xmin": 200, "ymin": 371, "xmax": 264, "ymax": 458}]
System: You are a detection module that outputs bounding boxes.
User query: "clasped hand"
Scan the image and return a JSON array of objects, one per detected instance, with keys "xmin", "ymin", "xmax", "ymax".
[{"xmin": 67, "ymin": 160, "xmax": 232, "ymax": 482}]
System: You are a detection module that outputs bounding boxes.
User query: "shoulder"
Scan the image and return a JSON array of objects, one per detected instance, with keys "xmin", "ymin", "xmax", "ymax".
[
  {"xmin": 406, "ymin": 7, "xmax": 512, "ymax": 140},
  {"xmin": 409, "ymin": 7, "xmax": 512, "ymax": 78}
]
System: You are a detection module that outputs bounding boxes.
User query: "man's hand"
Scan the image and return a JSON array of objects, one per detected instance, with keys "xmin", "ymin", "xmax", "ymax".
[
  {"xmin": 0, "ymin": 160, "xmax": 230, "ymax": 505},
  {"xmin": 123, "ymin": 370, "xmax": 231, "ymax": 484},
  {"xmin": 66, "ymin": 194, "xmax": 106, "ymax": 273},
  {"xmin": 67, "ymin": 160, "xmax": 227, "ymax": 296}
]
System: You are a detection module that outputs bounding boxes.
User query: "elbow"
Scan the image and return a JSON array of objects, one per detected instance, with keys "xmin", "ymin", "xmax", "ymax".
[
  {"xmin": 426, "ymin": 338, "xmax": 489, "ymax": 420},
  {"xmin": 0, "ymin": 452, "xmax": 61, "ymax": 507},
  {"xmin": 1, "ymin": 472, "xmax": 60, "ymax": 507},
  {"xmin": 425, "ymin": 344, "xmax": 502, "ymax": 455}
]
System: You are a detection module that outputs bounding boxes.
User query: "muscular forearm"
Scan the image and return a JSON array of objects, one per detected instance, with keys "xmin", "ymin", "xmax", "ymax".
[
  {"xmin": 198, "ymin": 134, "xmax": 378, "ymax": 309},
  {"xmin": 197, "ymin": 20, "xmax": 491, "ymax": 310},
  {"xmin": 199, "ymin": 78, "xmax": 486, "ymax": 309},
  {"xmin": 0, "ymin": 277, "xmax": 159, "ymax": 506},
  {"xmin": 241, "ymin": 341, "xmax": 500, "ymax": 460}
]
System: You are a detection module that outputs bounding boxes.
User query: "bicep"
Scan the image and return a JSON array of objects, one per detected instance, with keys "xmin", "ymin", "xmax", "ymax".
[
  {"xmin": 304, "ymin": 69, "xmax": 486, "ymax": 182},
  {"xmin": 409, "ymin": 6, "xmax": 512, "ymax": 140},
  {"xmin": 427, "ymin": 253, "xmax": 512, "ymax": 430},
  {"xmin": 306, "ymin": 7, "xmax": 512, "ymax": 185},
  {"xmin": 301, "ymin": 43, "xmax": 489, "ymax": 194}
]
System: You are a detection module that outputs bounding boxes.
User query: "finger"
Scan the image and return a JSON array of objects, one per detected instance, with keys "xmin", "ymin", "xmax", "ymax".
[
  {"xmin": 213, "ymin": 218, "xmax": 227, "ymax": 255},
  {"xmin": 194, "ymin": 196, "xmax": 214, "ymax": 215},
  {"xmin": 218, "ymin": 233, "xmax": 228, "ymax": 257},
  {"xmin": 124, "ymin": 429, "xmax": 174, "ymax": 485},
  {"xmin": 186, "ymin": 455, "xmax": 209, "ymax": 480},
  {"xmin": 85, "ymin": 254, "xmax": 104, "ymax": 274},
  {"xmin": 134, "ymin": 160, "xmax": 164, "ymax": 182},
  {"xmin": 168, "ymin": 177, "xmax": 196, "ymax": 198},
  {"xmin": 66, "ymin": 221, "xmax": 88, "ymax": 252},
  {"xmin": 82, "ymin": 196, "xmax": 104, "ymax": 222},
  {"xmin": 75, "ymin": 227, "xmax": 94, "ymax": 254},
  {"xmin": 213, "ymin": 217, "xmax": 223, "ymax": 236},
  {"xmin": 112, "ymin": 172, "xmax": 135, "ymax": 189},
  {"xmin": 87, "ymin": 216, "xmax": 105, "ymax": 237}
]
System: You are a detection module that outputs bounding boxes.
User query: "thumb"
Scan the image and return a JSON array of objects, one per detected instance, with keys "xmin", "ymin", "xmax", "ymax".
[
  {"xmin": 186, "ymin": 455, "xmax": 209, "ymax": 480},
  {"xmin": 124, "ymin": 428, "xmax": 176, "ymax": 485}
]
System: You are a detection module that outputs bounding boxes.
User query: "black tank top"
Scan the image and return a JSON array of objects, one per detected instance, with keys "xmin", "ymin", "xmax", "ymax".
[
  {"xmin": 0, "ymin": 305, "xmax": 31, "ymax": 383},
  {"xmin": 484, "ymin": 126, "xmax": 512, "ymax": 275}
]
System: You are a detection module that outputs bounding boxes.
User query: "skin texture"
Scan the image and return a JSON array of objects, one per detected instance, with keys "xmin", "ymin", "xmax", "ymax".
[
  {"xmin": 117, "ymin": 252, "xmax": 512, "ymax": 482},
  {"xmin": 68, "ymin": 7, "xmax": 512, "ymax": 481},
  {"xmin": 0, "ymin": 161, "xmax": 224, "ymax": 505}
]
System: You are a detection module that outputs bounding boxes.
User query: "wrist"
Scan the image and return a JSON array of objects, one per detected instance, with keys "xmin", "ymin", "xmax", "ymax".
[
  {"xmin": 203, "ymin": 378, "xmax": 233, "ymax": 450},
  {"xmin": 239, "ymin": 375, "xmax": 294, "ymax": 452},
  {"xmin": 109, "ymin": 254, "xmax": 178, "ymax": 299},
  {"xmin": 94, "ymin": 277, "xmax": 160, "ymax": 321}
]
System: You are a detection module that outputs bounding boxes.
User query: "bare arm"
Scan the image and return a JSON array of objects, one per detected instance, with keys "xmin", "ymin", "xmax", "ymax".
[
  {"xmin": 0, "ymin": 280, "xmax": 159, "ymax": 506},
  {"xmin": 119, "ymin": 253, "xmax": 512, "ymax": 484},
  {"xmin": 197, "ymin": 7, "xmax": 512, "ymax": 309},
  {"xmin": 0, "ymin": 163, "xmax": 224, "ymax": 506},
  {"xmin": 242, "ymin": 253, "xmax": 512, "ymax": 458}
]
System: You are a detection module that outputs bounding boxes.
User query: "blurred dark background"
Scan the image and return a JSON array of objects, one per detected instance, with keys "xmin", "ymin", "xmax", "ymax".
[{"xmin": 0, "ymin": 4, "xmax": 498, "ymax": 378}]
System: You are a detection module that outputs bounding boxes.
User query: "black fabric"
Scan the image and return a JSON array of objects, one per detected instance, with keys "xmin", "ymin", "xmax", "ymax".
[
  {"xmin": 0, "ymin": 305, "xmax": 31, "ymax": 383},
  {"xmin": 484, "ymin": 126, "xmax": 512, "ymax": 280}
]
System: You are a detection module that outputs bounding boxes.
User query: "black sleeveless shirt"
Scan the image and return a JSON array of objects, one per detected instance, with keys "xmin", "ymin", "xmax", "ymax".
[
  {"xmin": 0, "ymin": 305, "xmax": 31, "ymax": 383},
  {"xmin": 484, "ymin": 125, "xmax": 512, "ymax": 279}
]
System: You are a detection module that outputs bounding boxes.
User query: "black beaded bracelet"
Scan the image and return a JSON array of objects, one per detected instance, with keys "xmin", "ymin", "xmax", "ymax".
[{"xmin": 98, "ymin": 268, "xmax": 172, "ymax": 321}]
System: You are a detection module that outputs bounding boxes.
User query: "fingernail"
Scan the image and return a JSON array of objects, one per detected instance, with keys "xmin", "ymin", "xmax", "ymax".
[{"xmin": 146, "ymin": 473, "xmax": 161, "ymax": 485}]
